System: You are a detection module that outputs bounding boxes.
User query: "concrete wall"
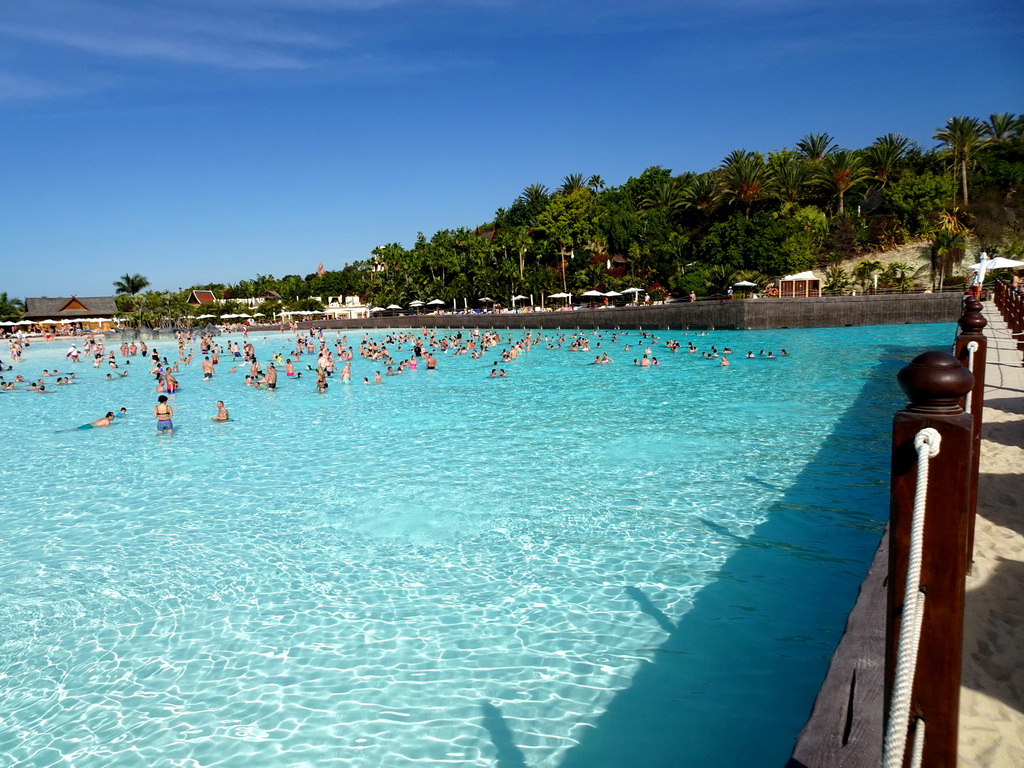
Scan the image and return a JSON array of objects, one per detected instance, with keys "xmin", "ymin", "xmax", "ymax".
[{"xmin": 295, "ymin": 293, "xmax": 962, "ymax": 332}]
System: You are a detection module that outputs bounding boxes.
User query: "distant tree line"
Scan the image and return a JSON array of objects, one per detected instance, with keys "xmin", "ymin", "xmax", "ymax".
[{"xmin": 6, "ymin": 113, "xmax": 1022, "ymax": 327}]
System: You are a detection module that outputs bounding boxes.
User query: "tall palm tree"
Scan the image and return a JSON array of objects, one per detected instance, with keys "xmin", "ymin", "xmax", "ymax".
[
  {"xmin": 864, "ymin": 133, "xmax": 910, "ymax": 189},
  {"xmin": 113, "ymin": 273, "xmax": 151, "ymax": 328},
  {"xmin": 587, "ymin": 174, "xmax": 606, "ymax": 194},
  {"xmin": 719, "ymin": 150, "xmax": 771, "ymax": 217},
  {"xmin": 815, "ymin": 150, "xmax": 871, "ymax": 216},
  {"xmin": 933, "ymin": 115, "xmax": 986, "ymax": 206},
  {"xmin": 796, "ymin": 132, "xmax": 837, "ymax": 162}
]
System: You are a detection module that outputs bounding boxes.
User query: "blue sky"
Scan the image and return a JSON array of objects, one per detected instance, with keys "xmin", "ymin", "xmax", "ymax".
[{"xmin": 1, "ymin": 0, "xmax": 1021, "ymax": 299}]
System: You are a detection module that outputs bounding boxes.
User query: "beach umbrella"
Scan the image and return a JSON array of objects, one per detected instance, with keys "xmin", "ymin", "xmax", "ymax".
[
  {"xmin": 17, "ymin": 320, "xmax": 35, "ymax": 325},
  {"xmin": 967, "ymin": 256, "xmax": 1024, "ymax": 271},
  {"xmin": 0, "ymin": 321, "xmax": 13, "ymax": 326},
  {"xmin": 479, "ymin": 297, "xmax": 495, "ymax": 303},
  {"xmin": 621, "ymin": 287, "xmax": 643, "ymax": 294},
  {"xmin": 548, "ymin": 292, "xmax": 569, "ymax": 299},
  {"xmin": 196, "ymin": 313, "xmax": 214, "ymax": 319},
  {"xmin": 408, "ymin": 300, "xmax": 425, "ymax": 307},
  {"xmin": 237, "ymin": 313, "xmax": 252, "ymax": 318},
  {"xmin": 603, "ymin": 290, "xmax": 623, "ymax": 297},
  {"xmin": 253, "ymin": 313, "xmax": 265, "ymax": 317},
  {"xmin": 581, "ymin": 290, "xmax": 604, "ymax": 297},
  {"xmin": 386, "ymin": 304, "xmax": 402, "ymax": 310},
  {"xmin": 369, "ymin": 307, "xmax": 385, "ymax": 312},
  {"xmin": 512, "ymin": 295, "xmax": 529, "ymax": 301},
  {"xmin": 734, "ymin": 280, "xmax": 757, "ymax": 287},
  {"xmin": 427, "ymin": 298, "xmax": 445, "ymax": 306}
]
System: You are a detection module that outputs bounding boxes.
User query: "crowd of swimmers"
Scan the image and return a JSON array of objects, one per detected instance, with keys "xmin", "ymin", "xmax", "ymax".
[{"xmin": 3, "ymin": 325, "xmax": 791, "ymax": 436}]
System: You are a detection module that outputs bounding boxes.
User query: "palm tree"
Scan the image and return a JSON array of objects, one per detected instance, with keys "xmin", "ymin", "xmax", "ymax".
[
  {"xmin": 824, "ymin": 264, "xmax": 852, "ymax": 295},
  {"xmin": 558, "ymin": 174, "xmax": 586, "ymax": 195},
  {"xmin": 518, "ymin": 183, "xmax": 550, "ymax": 208},
  {"xmin": 719, "ymin": 150, "xmax": 771, "ymax": 217},
  {"xmin": 796, "ymin": 132, "xmax": 837, "ymax": 162},
  {"xmin": 864, "ymin": 133, "xmax": 910, "ymax": 189},
  {"xmin": 881, "ymin": 261, "xmax": 914, "ymax": 293},
  {"xmin": 773, "ymin": 160, "xmax": 810, "ymax": 204},
  {"xmin": 113, "ymin": 273, "xmax": 151, "ymax": 328},
  {"xmin": 0, "ymin": 292, "xmax": 25, "ymax": 321},
  {"xmin": 587, "ymin": 174, "xmax": 606, "ymax": 194},
  {"xmin": 683, "ymin": 173, "xmax": 721, "ymax": 216},
  {"xmin": 929, "ymin": 231, "xmax": 966, "ymax": 292},
  {"xmin": 934, "ymin": 116, "xmax": 986, "ymax": 206},
  {"xmin": 853, "ymin": 259, "xmax": 882, "ymax": 292},
  {"xmin": 639, "ymin": 178, "xmax": 686, "ymax": 211},
  {"xmin": 982, "ymin": 112, "xmax": 1021, "ymax": 142},
  {"xmin": 815, "ymin": 150, "xmax": 871, "ymax": 216}
]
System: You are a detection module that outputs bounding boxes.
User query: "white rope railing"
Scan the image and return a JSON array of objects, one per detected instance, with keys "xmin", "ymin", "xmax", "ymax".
[
  {"xmin": 964, "ymin": 341, "xmax": 979, "ymax": 414},
  {"xmin": 882, "ymin": 427, "xmax": 941, "ymax": 768}
]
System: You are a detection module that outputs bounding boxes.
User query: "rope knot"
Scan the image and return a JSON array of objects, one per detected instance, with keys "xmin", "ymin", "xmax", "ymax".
[{"xmin": 914, "ymin": 428, "xmax": 941, "ymax": 459}]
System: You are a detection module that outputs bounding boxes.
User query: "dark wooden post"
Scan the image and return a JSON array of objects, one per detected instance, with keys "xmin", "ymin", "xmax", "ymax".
[
  {"xmin": 886, "ymin": 351, "xmax": 974, "ymax": 768},
  {"xmin": 954, "ymin": 299, "xmax": 987, "ymax": 563}
]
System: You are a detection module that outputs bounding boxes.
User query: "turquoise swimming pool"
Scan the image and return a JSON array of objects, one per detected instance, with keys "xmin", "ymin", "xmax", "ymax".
[{"xmin": 0, "ymin": 323, "xmax": 950, "ymax": 767}]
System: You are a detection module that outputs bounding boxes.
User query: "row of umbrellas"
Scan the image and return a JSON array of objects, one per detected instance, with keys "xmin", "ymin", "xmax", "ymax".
[
  {"xmin": 367, "ymin": 289, "xmax": 649, "ymax": 313},
  {"xmin": 1, "ymin": 317, "xmax": 113, "ymax": 325}
]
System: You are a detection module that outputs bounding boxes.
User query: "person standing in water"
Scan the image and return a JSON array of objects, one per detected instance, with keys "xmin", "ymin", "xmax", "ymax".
[
  {"xmin": 211, "ymin": 401, "xmax": 229, "ymax": 421},
  {"xmin": 154, "ymin": 395, "xmax": 173, "ymax": 435}
]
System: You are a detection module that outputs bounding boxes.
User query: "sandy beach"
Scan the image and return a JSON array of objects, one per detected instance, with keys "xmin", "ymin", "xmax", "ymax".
[{"xmin": 958, "ymin": 300, "xmax": 1024, "ymax": 767}]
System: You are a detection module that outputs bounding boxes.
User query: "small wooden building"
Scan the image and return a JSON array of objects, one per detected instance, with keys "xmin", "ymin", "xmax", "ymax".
[
  {"xmin": 22, "ymin": 296, "xmax": 118, "ymax": 330},
  {"xmin": 186, "ymin": 290, "xmax": 218, "ymax": 306},
  {"xmin": 777, "ymin": 271, "xmax": 822, "ymax": 298}
]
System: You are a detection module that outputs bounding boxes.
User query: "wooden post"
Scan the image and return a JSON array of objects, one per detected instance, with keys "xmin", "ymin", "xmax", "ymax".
[
  {"xmin": 954, "ymin": 298, "xmax": 987, "ymax": 563},
  {"xmin": 886, "ymin": 351, "xmax": 974, "ymax": 768}
]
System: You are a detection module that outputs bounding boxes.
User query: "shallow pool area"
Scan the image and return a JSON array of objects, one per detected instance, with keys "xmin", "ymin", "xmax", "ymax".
[{"xmin": 0, "ymin": 323, "xmax": 951, "ymax": 767}]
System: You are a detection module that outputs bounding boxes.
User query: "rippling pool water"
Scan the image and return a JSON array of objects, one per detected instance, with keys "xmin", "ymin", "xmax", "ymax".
[{"xmin": 0, "ymin": 323, "xmax": 950, "ymax": 767}]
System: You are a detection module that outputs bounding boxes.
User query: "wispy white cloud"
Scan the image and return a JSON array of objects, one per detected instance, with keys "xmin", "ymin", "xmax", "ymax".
[{"xmin": 0, "ymin": 70, "xmax": 94, "ymax": 100}]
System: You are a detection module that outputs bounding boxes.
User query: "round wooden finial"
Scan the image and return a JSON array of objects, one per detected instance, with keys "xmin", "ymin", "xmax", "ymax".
[
  {"xmin": 958, "ymin": 310, "xmax": 987, "ymax": 336},
  {"xmin": 897, "ymin": 351, "xmax": 974, "ymax": 413},
  {"xmin": 963, "ymin": 297, "xmax": 983, "ymax": 313}
]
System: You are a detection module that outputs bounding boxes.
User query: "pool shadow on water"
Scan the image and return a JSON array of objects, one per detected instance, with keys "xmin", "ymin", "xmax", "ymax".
[
  {"xmin": 478, "ymin": 350, "xmax": 923, "ymax": 768},
  {"xmin": 480, "ymin": 702, "xmax": 528, "ymax": 768}
]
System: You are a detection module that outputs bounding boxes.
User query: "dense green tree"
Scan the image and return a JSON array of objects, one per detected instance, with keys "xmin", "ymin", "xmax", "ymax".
[
  {"xmin": 883, "ymin": 171, "xmax": 955, "ymax": 235},
  {"xmin": 697, "ymin": 211, "xmax": 816, "ymax": 275},
  {"xmin": 533, "ymin": 189, "xmax": 600, "ymax": 292}
]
